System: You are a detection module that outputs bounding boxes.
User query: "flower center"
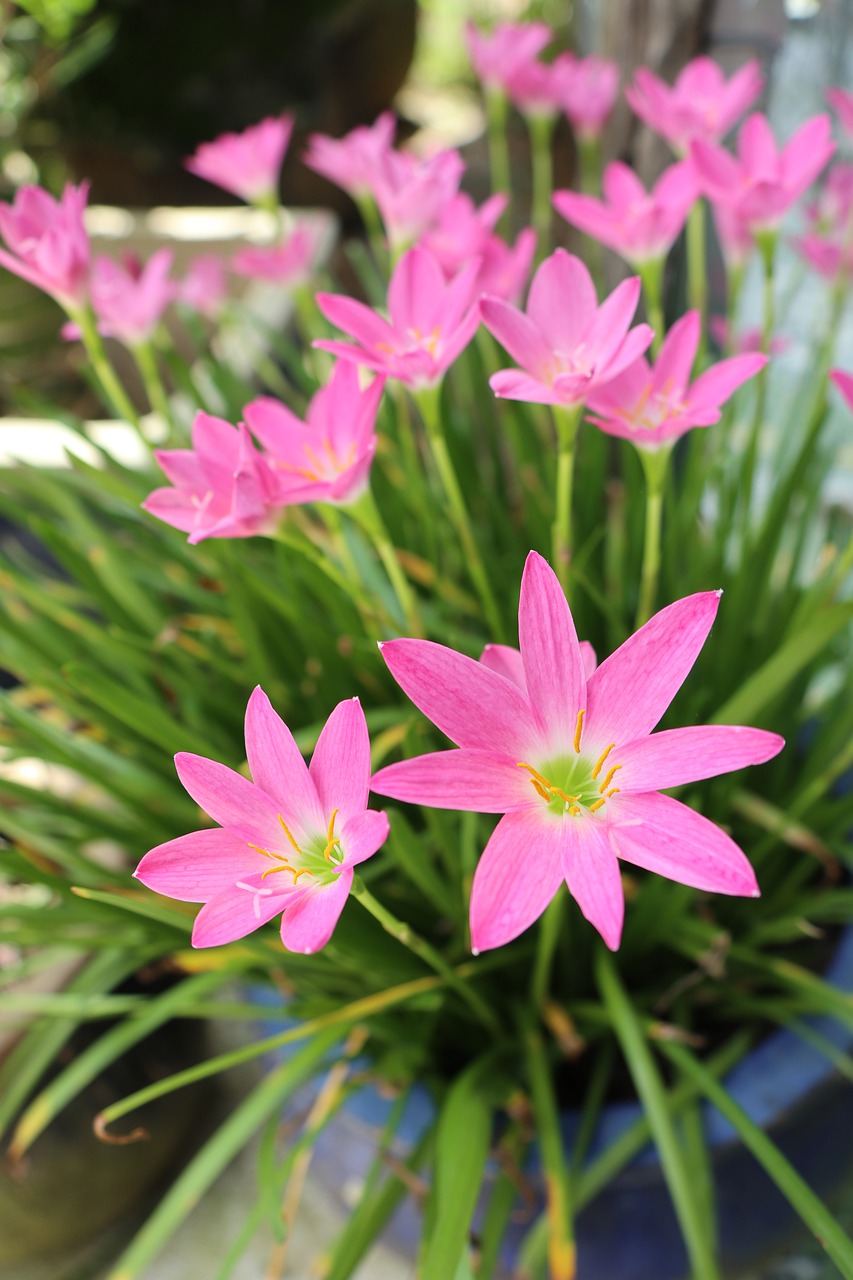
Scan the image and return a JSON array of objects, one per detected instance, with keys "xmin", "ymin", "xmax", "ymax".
[
  {"xmin": 247, "ymin": 810, "xmax": 345, "ymax": 885},
  {"xmin": 517, "ymin": 710, "xmax": 622, "ymax": 818}
]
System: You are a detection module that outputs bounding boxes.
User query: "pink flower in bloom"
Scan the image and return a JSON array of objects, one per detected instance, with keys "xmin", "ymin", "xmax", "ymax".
[
  {"xmin": 243, "ymin": 361, "xmax": 384, "ymax": 506},
  {"xmin": 626, "ymin": 56, "xmax": 764, "ymax": 155},
  {"xmin": 185, "ymin": 115, "xmax": 294, "ymax": 203},
  {"xmin": 465, "ymin": 21, "xmax": 552, "ymax": 96},
  {"xmin": 372, "ymin": 148, "xmax": 465, "ymax": 252},
  {"xmin": 314, "ymin": 246, "xmax": 481, "ymax": 390},
  {"xmin": 303, "ymin": 112, "xmax": 396, "ymax": 199},
  {"xmin": 371, "ymin": 552, "xmax": 784, "ymax": 952},
  {"xmin": 481, "ymin": 639, "xmax": 597, "ymax": 684},
  {"xmin": 178, "ymin": 254, "xmax": 229, "ymax": 319},
  {"xmin": 559, "ymin": 54, "xmax": 620, "ymax": 140},
  {"xmin": 480, "ymin": 248, "xmax": 653, "ymax": 406},
  {"xmin": 231, "ymin": 223, "xmax": 324, "ymax": 288},
  {"xmin": 143, "ymin": 411, "xmax": 283, "ymax": 544},
  {"xmin": 420, "ymin": 192, "xmax": 506, "ymax": 278},
  {"xmin": 691, "ymin": 114, "xmax": 835, "ymax": 234},
  {"xmin": 135, "ymin": 689, "xmax": 389, "ymax": 952},
  {"xmin": 586, "ymin": 311, "xmax": 766, "ymax": 449},
  {"xmin": 553, "ymin": 161, "xmax": 697, "ymax": 267},
  {"xmin": 830, "ymin": 368, "xmax": 853, "ymax": 411},
  {"xmin": 0, "ymin": 182, "xmax": 90, "ymax": 311},
  {"xmin": 793, "ymin": 164, "xmax": 853, "ymax": 281},
  {"xmin": 827, "ymin": 87, "xmax": 853, "ymax": 138},
  {"xmin": 86, "ymin": 249, "xmax": 176, "ymax": 347},
  {"xmin": 504, "ymin": 53, "xmax": 570, "ymax": 120}
]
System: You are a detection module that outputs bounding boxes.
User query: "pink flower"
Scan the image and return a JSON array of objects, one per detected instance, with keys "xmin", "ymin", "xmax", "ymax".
[
  {"xmin": 481, "ymin": 638, "xmax": 597, "ymax": 684},
  {"xmin": 708, "ymin": 317, "xmax": 788, "ymax": 357},
  {"xmin": 558, "ymin": 54, "xmax": 620, "ymax": 140},
  {"xmin": 303, "ymin": 113, "xmax": 396, "ymax": 199},
  {"xmin": 243, "ymin": 362, "xmax": 384, "ymax": 506},
  {"xmin": 0, "ymin": 182, "xmax": 90, "ymax": 310},
  {"xmin": 586, "ymin": 311, "xmax": 766, "ymax": 449},
  {"xmin": 419, "ymin": 192, "xmax": 506, "ymax": 278},
  {"xmin": 553, "ymin": 161, "xmax": 697, "ymax": 267},
  {"xmin": 827, "ymin": 87, "xmax": 853, "ymax": 138},
  {"xmin": 371, "ymin": 551, "xmax": 784, "ymax": 952},
  {"xmin": 465, "ymin": 21, "xmax": 552, "ymax": 96},
  {"xmin": 830, "ymin": 368, "xmax": 853, "ymax": 411},
  {"xmin": 86, "ymin": 249, "xmax": 175, "ymax": 347},
  {"xmin": 185, "ymin": 115, "xmax": 294, "ymax": 203},
  {"xmin": 143, "ymin": 411, "xmax": 283, "ymax": 544},
  {"xmin": 504, "ymin": 53, "xmax": 570, "ymax": 120},
  {"xmin": 231, "ymin": 223, "xmax": 325, "ymax": 288},
  {"xmin": 626, "ymin": 56, "xmax": 764, "ymax": 155},
  {"xmin": 178, "ymin": 254, "xmax": 229, "ymax": 319},
  {"xmin": 713, "ymin": 203, "xmax": 755, "ymax": 270},
  {"xmin": 135, "ymin": 689, "xmax": 389, "ymax": 953},
  {"xmin": 480, "ymin": 249, "xmax": 653, "ymax": 406},
  {"xmin": 793, "ymin": 164, "xmax": 853, "ymax": 281},
  {"xmin": 691, "ymin": 114, "xmax": 835, "ymax": 234},
  {"xmin": 372, "ymin": 148, "xmax": 464, "ymax": 252},
  {"xmin": 314, "ymin": 246, "xmax": 481, "ymax": 390},
  {"xmin": 476, "ymin": 227, "xmax": 537, "ymax": 305}
]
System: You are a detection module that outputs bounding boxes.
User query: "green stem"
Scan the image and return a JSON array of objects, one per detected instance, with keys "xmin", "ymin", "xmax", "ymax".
[
  {"xmin": 639, "ymin": 258, "xmax": 666, "ymax": 353},
  {"xmin": 528, "ymin": 112, "xmax": 556, "ymax": 253},
  {"xmin": 485, "ymin": 89, "xmax": 511, "ymax": 223},
  {"xmin": 73, "ymin": 306, "xmax": 141, "ymax": 430},
  {"xmin": 739, "ymin": 232, "xmax": 776, "ymax": 532},
  {"xmin": 723, "ymin": 262, "xmax": 745, "ymax": 356},
  {"xmin": 348, "ymin": 488, "xmax": 423, "ymax": 636},
  {"xmin": 636, "ymin": 445, "xmax": 671, "ymax": 628},
  {"xmin": 531, "ymin": 892, "xmax": 564, "ymax": 1010},
  {"xmin": 525, "ymin": 1027, "xmax": 576, "ymax": 1280},
  {"xmin": 415, "ymin": 384, "xmax": 505, "ymax": 640},
  {"xmin": 132, "ymin": 339, "xmax": 172, "ymax": 428},
  {"xmin": 686, "ymin": 199, "xmax": 708, "ymax": 357},
  {"xmin": 355, "ymin": 193, "xmax": 389, "ymax": 276},
  {"xmin": 552, "ymin": 403, "xmax": 583, "ymax": 599},
  {"xmin": 579, "ymin": 135, "xmax": 605, "ymax": 287},
  {"xmin": 352, "ymin": 879, "xmax": 500, "ymax": 1036}
]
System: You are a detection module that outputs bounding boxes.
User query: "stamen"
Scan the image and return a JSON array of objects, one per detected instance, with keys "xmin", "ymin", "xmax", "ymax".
[
  {"xmin": 568, "ymin": 803, "xmax": 582, "ymax": 817},
  {"xmin": 606, "ymin": 787, "xmax": 621, "ymax": 798},
  {"xmin": 247, "ymin": 842, "xmax": 277, "ymax": 860},
  {"xmin": 588, "ymin": 797, "xmax": 607, "ymax": 813},
  {"xmin": 277, "ymin": 814, "xmax": 303, "ymax": 856},
  {"xmin": 550, "ymin": 786, "xmax": 581, "ymax": 805},
  {"xmin": 260, "ymin": 861, "xmax": 293, "ymax": 881},
  {"xmin": 591, "ymin": 743, "xmax": 615, "ymax": 779},
  {"xmin": 326, "ymin": 809, "xmax": 338, "ymax": 844},
  {"xmin": 573, "ymin": 710, "xmax": 585, "ymax": 754},
  {"xmin": 598, "ymin": 764, "xmax": 623, "ymax": 794},
  {"xmin": 291, "ymin": 868, "xmax": 312, "ymax": 883}
]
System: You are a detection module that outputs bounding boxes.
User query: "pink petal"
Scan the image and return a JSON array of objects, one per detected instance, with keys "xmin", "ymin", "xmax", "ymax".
[
  {"xmin": 339, "ymin": 809, "xmax": 390, "ymax": 867},
  {"xmin": 244, "ymin": 687, "xmax": 324, "ymax": 831},
  {"xmin": 191, "ymin": 877, "xmax": 295, "ymax": 948},
  {"xmin": 527, "ymin": 250, "xmax": 597, "ymax": 353},
  {"xmin": 387, "ymin": 246, "xmax": 445, "ymax": 333},
  {"xmin": 134, "ymin": 828, "xmax": 267, "ymax": 901},
  {"xmin": 689, "ymin": 352, "xmax": 767, "ymax": 409},
  {"xmin": 315, "ymin": 292, "xmax": 398, "ymax": 351},
  {"xmin": 617, "ymin": 725, "xmax": 784, "ymax": 792},
  {"xmin": 280, "ymin": 870, "xmax": 353, "ymax": 953},
  {"xmin": 379, "ymin": 638, "xmax": 539, "ymax": 754},
  {"xmin": 518, "ymin": 551, "xmax": 585, "ymax": 748},
  {"xmin": 651, "ymin": 311, "xmax": 700, "ymax": 396},
  {"xmin": 469, "ymin": 809, "xmax": 565, "ymax": 952},
  {"xmin": 738, "ymin": 114, "xmax": 779, "ymax": 179},
  {"xmin": 781, "ymin": 115, "xmax": 834, "ymax": 198},
  {"xmin": 479, "ymin": 296, "xmax": 553, "ymax": 376},
  {"xmin": 831, "ymin": 369, "xmax": 853, "ymax": 410},
  {"xmin": 690, "ymin": 138, "xmax": 741, "ymax": 200},
  {"xmin": 490, "ymin": 368, "xmax": 564, "ymax": 404},
  {"xmin": 584, "ymin": 591, "xmax": 722, "ymax": 749},
  {"xmin": 609, "ymin": 791, "xmax": 760, "ymax": 896},
  {"xmin": 586, "ymin": 277, "xmax": 643, "ymax": 372},
  {"xmin": 309, "ymin": 697, "xmax": 370, "ymax": 824},
  {"xmin": 175, "ymin": 752, "xmax": 285, "ymax": 847},
  {"xmin": 480, "ymin": 643, "xmax": 526, "ymax": 689},
  {"xmin": 562, "ymin": 818, "xmax": 624, "ymax": 950},
  {"xmin": 371, "ymin": 749, "xmax": 531, "ymax": 812}
]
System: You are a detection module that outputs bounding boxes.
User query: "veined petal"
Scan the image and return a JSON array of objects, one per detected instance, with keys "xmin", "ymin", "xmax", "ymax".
[
  {"xmin": 479, "ymin": 296, "xmax": 553, "ymax": 375},
  {"xmin": 175, "ymin": 752, "xmax": 284, "ymax": 847},
  {"xmin": 280, "ymin": 870, "xmax": 353, "ymax": 953},
  {"xmin": 469, "ymin": 809, "xmax": 565, "ymax": 952},
  {"xmin": 584, "ymin": 591, "xmax": 722, "ymax": 749},
  {"xmin": 562, "ymin": 818, "xmax": 624, "ymax": 950},
  {"xmin": 689, "ymin": 352, "xmax": 767, "ymax": 409},
  {"xmin": 244, "ymin": 687, "xmax": 324, "ymax": 832},
  {"xmin": 379, "ymin": 638, "xmax": 539, "ymax": 753},
  {"xmin": 134, "ymin": 828, "xmax": 267, "ymax": 902},
  {"xmin": 339, "ymin": 810, "xmax": 390, "ymax": 867},
  {"xmin": 518, "ymin": 551, "xmax": 586, "ymax": 747},
  {"xmin": 309, "ymin": 697, "xmax": 370, "ymax": 824},
  {"xmin": 609, "ymin": 791, "xmax": 760, "ymax": 896},
  {"xmin": 314, "ymin": 292, "xmax": 397, "ymax": 350},
  {"xmin": 490, "ymin": 369, "xmax": 564, "ymax": 404},
  {"xmin": 371, "ymin": 749, "xmax": 531, "ymax": 812},
  {"xmin": 191, "ymin": 877, "xmax": 296, "ymax": 948},
  {"xmin": 651, "ymin": 311, "xmax": 700, "ymax": 395},
  {"xmin": 527, "ymin": 250, "xmax": 597, "ymax": 353},
  {"xmin": 480, "ymin": 643, "xmax": 526, "ymax": 689},
  {"xmin": 617, "ymin": 725, "xmax": 784, "ymax": 792}
]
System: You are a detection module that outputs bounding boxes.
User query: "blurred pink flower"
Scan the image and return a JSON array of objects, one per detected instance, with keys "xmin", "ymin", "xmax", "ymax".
[
  {"xmin": 830, "ymin": 368, "xmax": 853, "ymax": 411},
  {"xmin": 314, "ymin": 246, "xmax": 481, "ymax": 390},
  {"xmin": 691, "ymin": 113, "xmax": 835, "ymax": 233},
  {"xmin": 504, "ymin": 53, "xmax": 568, "ymax": 120},
  {"xmin": 135, "ymin": 689, "xmax": 388, "ymax": 953},
  {"xmin": 713, "ymin": 203, "xmax": 756, "ymax": 270},
  {"xmin": 185, "ymin": 115, "xmax": 294, "ymax": 203},
  {"xmin": 231, "ymin": 222, "xmax": 324, "ymax": 288},
  {"xmin": 371, "ymin": 551, "xmax": 783, "ymax": 952},
  {"xmin": 243, "ymin": 361, "xmax": 384, "ymax": 507},
  {"xmin": 586, "ymin": 311, "xmax": 766, "ymax": 449},
  {"xmin": 465, "ymin": 20, "xmax": 552, "ymax": 95},
  {"xmin": 372, "ymin": 148, "xmax": 464, "ymax": 252},
  {"xmin": 793, "ymin": 164, "xmax": 853, "ymax": 281},
  {"xmin": 558, "ymin": 54, "xmax": 620, "ymax": 140},
  {"xmin": 419, "ymin": 192, "xmax": 535, "ymax": 302},
  {"xmin": 476, "ymin": 226, "xmax": 537, "ymax": 305},
  {"xmin": 144, "ymin": 411, "xmax": 283, "ymax": 544},
  {"xmin": 626, "ymin": 56, "xmax": 764, "ymax": 155},
  {"xmin": 178, "ymin": 254, "xmax": 229, "ymax": 319},
  {"xmin": 708, "ymin": 317, "xmax": 788, "ymax": 356},
  {"xmin": 86, "ymin": 249, "xmax": 175, "ymax": 347},
  {"xmin": 303, "ymin": 112, "xmax": 396, "ymax": 199},
  {"xmin": 0, "ymin": 182, "xmax": 90, "ymax": 311},
  {"xmin": 827, "ymin": 87, "xmax": 853, "ymax": 138},
  {"xmin": 480, "ymin": 248, "xmax": 653, "ymax": 406},
  {"xmin": 553, "ymin": 160, "xmax": 697, "ymax": 267}
]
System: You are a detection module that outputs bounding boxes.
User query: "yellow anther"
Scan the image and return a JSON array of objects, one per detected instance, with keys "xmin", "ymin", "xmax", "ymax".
[
  {"xmin": 277, "ymin": 814, "xmax": 303, "ymax": 856},
  {"xmin": 588, "ymin": 797, "xmax": 607, "ymax": 813},
  {"xmin": 591, "ymin": 743, "xmax": 616, "ymax": 779},
  {"xmin": 260, "ymin": 860, "xmax": 292, "ymax": 881},
  {"xmin": 248, "ymin": 841, "xmax": 276, "ymax": 860},
  {"xmin": 573, "ymin": 709, "xmax": 585, "ymax": 754},
  {"xmin": 599, "ymin": 764, "xmax": 623, "ymax": 794},
  {"xmin": 326, "ymin": 809, "xmax": 338, "ymax": 844},
  {"xmin": 518, "ymin": 762, "xmax": 553, "ymax": 794},
  {"xmin": 291, "ymin": 868, "xmax": 312, "ymax": 883},
  {"xmin": 568, "ymin": 803, "xmax": 582, "ymax": 817},
  {"xmin": 606, "ymin": 787, "xmax": 621, "ymax": 798},
  {"xmin": 551, "ymin": 786, "xmax": 581, "ymax": 805}
]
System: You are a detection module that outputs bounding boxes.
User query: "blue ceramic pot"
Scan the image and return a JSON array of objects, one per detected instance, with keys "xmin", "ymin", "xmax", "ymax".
[{"xmin": 256, "ymin": 923, "xmax": 853, "ymax": 1279}]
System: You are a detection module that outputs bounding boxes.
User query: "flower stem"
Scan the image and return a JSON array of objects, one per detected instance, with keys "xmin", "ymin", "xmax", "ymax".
[
  {"xmin": 636, "ymin": 445, "xmax": 671, "ymax": 628},
  {"xmin": 348, "ymin": 488, "xmax": 423, "ymax": 636},
  {"xmin": 525, "ymin": 1025, "xmax": 576, "ymax": 1280},
  {"xmin": 486, "ymin": 89, "xmax": 511, "ymax": 225},
  {"xmin": 416, "ymin": 384, "xmax": 505, "ymax": 640},
  {"xmin": 132, "ymin": 340, "xmax": 172, "ymax": 429},
  {"xmin": 74, "ymin": 306, "xmax": 142, "ymax": 430},
  {"xmin": 551, "ymin": 403, "xmax": 583, "ymax": 599},
  {"xmin": 639, "ymin": 259, "xmax": 665, "ymax": 354},
  {"xmin": 529, "ymin": 113, "xmax": 556, "ymax": 253},
  {"xmin": 686, "ymin": 199, "xmax": 707, "ymax": 358},
  {"xmin": 739, "ymin": 232, "xmax": 776, "ymax": 532},
  {"xmin": 352, "ymin": 878, "xmax": 501, "ymax": 1035},
  {"xmin": 355, "ymin": 192, "xmax": 389, "ymax": 277}
]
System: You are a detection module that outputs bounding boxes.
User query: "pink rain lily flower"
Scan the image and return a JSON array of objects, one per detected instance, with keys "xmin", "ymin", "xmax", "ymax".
[
  {"xmin": 626, "ymin": 56, "xmax": 764, "ymax": 156},
  {"xmin": 178, "ymin": 254, "xmax": 229, "ymax": 319},
  {"xmin": 372, "ymin": 551, "xmax": 784, "ymax": 952},
  {"xmin": 0, "ymin": 182, "xmax": 90, "ymax": 311},
  {"xmin": 553, "ymin": 161, "xmax": 698, "ymax": 267},
  {"xmin": 504, "ymin": 55, "xmax": 568, "ymax": 120},
  {"xmin": 476, "ymin": 226, "xmax": 537, "ymax": 305},
  {"xmin": 480, "ymin": 248, "xmax": 653, "ymax": 406},
  {"xmin": 314, "ymin": 246, "xmax": 481, "ymax": 390},
  {"xmin": 558, "ymin": 54, "xmax": 619, "ymax": 140},
  {"xmin": 143, "ymin": 411, "xmax": 283, "ymax": 544},
  {"xmin": 691, "ymin": 113, "xmax": 835, "ymax": 234},
  {"xmin": 135, "ymin": 689, "xmax": 389, "ymax": 953},
  {"xmin": 303, "ymin": 112, "xmax": 396, "ymax": 200},
  {"xmin": 231, "ymin": 222, "xmax": 325, "ymax": 289},
  {"xmin": 84, "ymin": 249, "xmax": 175, "ymax": 347},
  {"xmin": 243, "ymin": 361, "xmax": 384, "ymax": 507},
  {"xmin": 830, "ymin": 369, "xmax": 853, "ymax": 412},
  {"xmin": 419, "ymin": 193, "xmax": 537, "ymax": 303},
  {"xmin": 793, "ymin": 164, "xmax": 853, "ymax": 282},
  {"xmin": 586, "ymin": 311, "xmax": 766, "ymax": 449},
  {"xmin": 185, "ymin": 115, "xmax": 294, "ymax": 203},
  {"xmin": 481, "ymin": 638, "xmax": 597, "ymax": 685},
  {"xmin": 371, "ymin": 147, "xmax": 464, "ymax": 252},
  {"xmin": 827, "ymin": 87, "xmax": 853, "ymax": 138},
  {"xmin": 465, "ymin": 21, "xmax": 552, "ymax": 96}
]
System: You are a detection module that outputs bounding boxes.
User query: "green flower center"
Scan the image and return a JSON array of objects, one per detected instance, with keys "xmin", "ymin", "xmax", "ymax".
[
  {"xmin": 248, "ymin": 810, "xmax": 345, "ymax": 887},
  {"xmin": 518, "ymin": 711, "xmax": 622, "ymax": 818}
]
